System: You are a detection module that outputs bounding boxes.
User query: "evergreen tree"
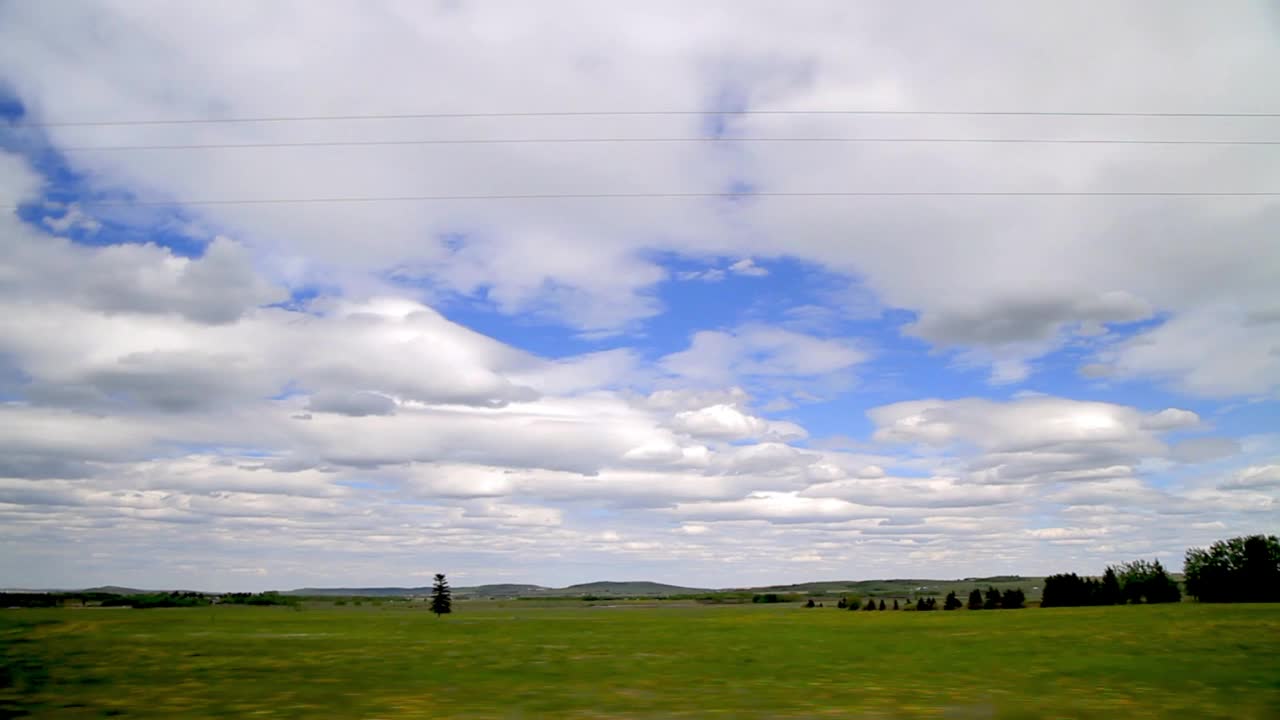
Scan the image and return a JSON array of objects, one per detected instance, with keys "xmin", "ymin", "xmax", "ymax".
[
  {"xmin": 984, "ymin": 586, "xmax": 1001, "ymax": 610},
  {"xmin": 1100, "ymin": 567, "xmax": 1122, "ymax": 605},
  {"xmin": 429, "ymin": 573, "xmax": 452, "ymax": 617},
  {"xmin": 943, "ymin": 591, "xmax": 962, "ymax": 610},
  {"xmin": 864, "ymin": 597, "xmax": 877, "ymax": 610},
  {"xmin": 837, "ymin": 597, "xmax": 847, "ymax": 609},
  {"xmin": 915, "ymin": 597, "xmax": 926, "ymax": 611},
  {"xmin": 879, "ymin": 599, "xmax": 886, "ymax": 611},
  {"xmin": 1000, "ymin": 588, "xmax": 1025, "ymax": 609},
  {"xmin": 805, "ymin": 598, "xmax": 815, "ymax": 608},
  {"xmin": 1042, "ymin": 573, "xmax": 1085, "ymax": 607},
  {"xmin": 892, "ymin": 599, "xmax": 899, "ymax": 610},
  {"xmin": 967, "ymin": 588, "xmax": 983, "ymax": 610}
]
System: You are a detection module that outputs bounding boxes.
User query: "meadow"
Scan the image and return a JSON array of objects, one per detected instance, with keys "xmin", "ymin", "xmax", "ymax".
[{"xmin": 3, "ymin": 601, "xmax": 1278, "ymax": 719}]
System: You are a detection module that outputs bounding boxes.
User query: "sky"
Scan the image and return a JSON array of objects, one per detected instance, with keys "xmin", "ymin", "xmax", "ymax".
[{"xmin": 0, "ymin": 1, "xmax": 1277, "ymax": 592}]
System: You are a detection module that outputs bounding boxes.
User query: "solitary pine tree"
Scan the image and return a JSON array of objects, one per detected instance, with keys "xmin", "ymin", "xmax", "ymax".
[
  {"xmin": 864, "ymin": 597, "xmax": 878, "ymax": 610},
  {"xmin": 878, "ymin": 599, "xmax": 886, "ymax": 611},
  {"xmin": 892, "ymin": 599, "xmax": 899, "ymax": 610},
  {"xmin": 430, "ymin": 573, "xmax": 452, "ymax": 617}
]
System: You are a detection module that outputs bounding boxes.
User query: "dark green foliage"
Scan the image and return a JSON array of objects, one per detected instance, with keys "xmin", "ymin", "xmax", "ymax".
[
  {"xmin": 864, "ymin": 598, "xmax": 877, "ymax": 611},
  {"xmin": 1000, "ymin": 588, "xmax": 1025, "ymax": 609},
  {"xmin": 1184, "ymin": 534, "xmax": 1280, "ymax": 603},
  {"xmin": 430, "ymin": 573, "xmax": 452, "ymax": 617},
  {"xmin": 1115, "ymin": 560, "xmax": 1181, "ymax": 604},
  {"xmin": 0, "ymin": 592, "xmax": 131, "ymax": 608},
  {"xmin": 943, "ymin": 591, "xmax": 962, "ymax": 610},
  {"xmin": 914, "ymin": 597, "xmax": 936, "ymax": 611},
  {"xmin": 805, "ymin": 599, "xmax": 815, "ymax": 608},
  {"xmin": 967, "ymin": 588, "xmax": 983, "ymax": 610},
  {"xmin": 878, "ymin": 599, "xmax": 886, "ymax": 611},
  {"xmin": 836, "ymin": 597, "xmax": 847, "ymax": 609},
  {"xmin": 983, "ymin": 586, "xmax": 1001, "ymax": 610},
  {"xmin": 1041, "ymin": 573, "xmax": 1093, "ymax": 607},
  {"xmin": 98, "ymin": 592, "xmax": 211, "ymax": 609},
  {"xmin": 220, "ymin": 592, "xmax": 295, "ymax": 607},
  {"xmin": 1100, "ymin": 567, "xmax": 1121, "ymax": 605},
  {"xmin": 753, "ymin": 593, "xmax": 783, "ymax": 604},
  {"xmin": 892, "ymin": 599, "xmax": 899, "ymax": 610}
]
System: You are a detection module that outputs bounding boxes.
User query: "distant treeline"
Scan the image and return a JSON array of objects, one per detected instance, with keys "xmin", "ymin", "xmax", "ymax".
[
  {"xmin": 1042, "ymin": 561, "xmax": 1179, "ymax": 607},
  {"xmin": 823, "ymin": 587, "xmax": 1026, "ymax": 611},
  {"xmin": 0, "ymin": 592, "xmax": 120, "ymax": 608},
  {"xmin": 1, "ymin": 591, "xmax": 298, "ymax": 609}
]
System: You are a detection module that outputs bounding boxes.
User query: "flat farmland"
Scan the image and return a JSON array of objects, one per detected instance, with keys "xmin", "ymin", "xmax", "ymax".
[{"xmin": 3, "ymin": 602, "xmax": 1278, "ymax": 719}]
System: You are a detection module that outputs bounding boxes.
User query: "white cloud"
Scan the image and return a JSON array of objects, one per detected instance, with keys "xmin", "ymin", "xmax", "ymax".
[
  {"xmin": 728, "ymin": 258, "xmax": 769, "ymax": 277},
  {"xmin": 1094, "ymin": 306, "xmax": 1280, "ymax": 397},
  {"xmin": 670, "ymin": 403, "xmax": 806, "ymax": 442},
  {"xmin": 662, "ymin": 324, "xmax": 866, "ymax": 386},
  {"xmin": 1220, "ymin": 464, "xmax": 1280, "ymax": 491}
]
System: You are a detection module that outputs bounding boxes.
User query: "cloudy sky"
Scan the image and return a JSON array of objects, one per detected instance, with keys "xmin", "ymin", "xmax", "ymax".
[{"xmin": 1, "ymin": 1, "xmax": 1277, "ymax": 591}]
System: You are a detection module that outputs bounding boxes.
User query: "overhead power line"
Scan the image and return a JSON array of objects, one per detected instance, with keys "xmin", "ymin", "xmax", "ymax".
[
  {"xmin": 16, "ymin": 108, "xmax": 1280, "ymax": 128},
  {"xmin": 56, "ymin": 136, "xmax": 1280, "ymax": 151},
  {"xmin": 4, "ymin": 191, "xmax": 1275, "ymax": 211}
]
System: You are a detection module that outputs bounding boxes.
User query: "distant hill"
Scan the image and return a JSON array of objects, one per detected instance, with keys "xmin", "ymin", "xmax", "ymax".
[
  {"xmin": 455, "ymin": 584, "xmax": 550, "ymax": 598},
  {"xmin": 82, "ymin": 586, "xmax": 168, "ymax": 595},
  {"xmin": 740, "ymin": 577, "xmax": 1046, "ymax": 600},
  {"xmin": 562, "ymin": 581, "xmax": 707, "ymax": 596},
  {"xmin": 285, "ymin": 587, "xmax": 431, "ymax": 597}
]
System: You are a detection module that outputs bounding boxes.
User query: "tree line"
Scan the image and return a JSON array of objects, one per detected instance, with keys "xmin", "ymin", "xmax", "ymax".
[
  {"xmin": 1041, "ymin": 561, "xmax": 1179, "ymax": 607},
  {"xmin": 1041, "ymin": 535, "xmax": 1279, "ymax": 608}
]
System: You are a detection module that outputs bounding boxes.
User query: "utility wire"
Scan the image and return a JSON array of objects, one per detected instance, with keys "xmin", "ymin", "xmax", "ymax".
[
  {"xmin": 16, "ymin": 108, "xmax": 1280, "ymax": 127},
  {"xmin": 4, "ymin": 191, "xmax": 1275, "ymax": 211},
  {"xmin": 55, "ymin": 136, "xmax": 1280, "ymax": 151}
]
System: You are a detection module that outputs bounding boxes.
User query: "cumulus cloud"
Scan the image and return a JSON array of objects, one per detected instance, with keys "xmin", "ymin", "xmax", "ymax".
[
  {"xmin": 662, "ymin": 324, "xmax": 866, "ymax": 386},
  {"xmin": 869, "ymin": 397, "xmax": 1202, "ymax": 486},
  {"xmin": 670, "ymin": 403, "xmax": 806, "ymax": 442}
]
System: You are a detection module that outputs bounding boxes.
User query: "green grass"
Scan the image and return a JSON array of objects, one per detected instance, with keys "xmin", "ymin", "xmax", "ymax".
[{"xmin": 3, "ymin": 602, "xmax": 1278, "ymax": 719}]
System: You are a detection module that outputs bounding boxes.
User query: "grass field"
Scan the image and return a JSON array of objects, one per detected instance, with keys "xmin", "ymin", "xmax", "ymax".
[{"xmin": 3, "ymin": 602, "xmax": 1278, "ymax": 719}]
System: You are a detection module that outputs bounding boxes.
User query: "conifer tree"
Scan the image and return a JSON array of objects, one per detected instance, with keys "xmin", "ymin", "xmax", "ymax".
[{"xmin": 430, "ymin": 573, "xmax": 452, "ymax": 617}]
